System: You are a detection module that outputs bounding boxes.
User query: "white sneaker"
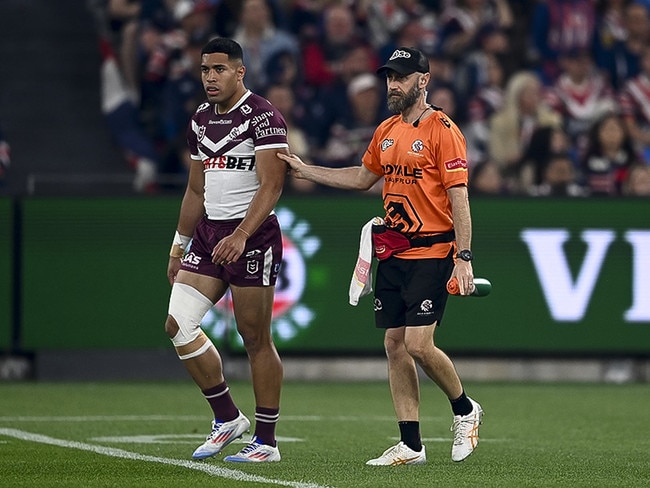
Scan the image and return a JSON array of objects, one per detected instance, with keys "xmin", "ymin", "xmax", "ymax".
[
  {"xmin": 451, "ymin": 397, "xmax": 483, "ymax": 462},
  {"xmin": 223, "ymin": 436, "xmax": 281, "ymax": 462},
  {"xmin": 366, "ymin": 442, "xmax": 426, "ymax": 466},
  {"xmin": 191, "ymin": 411, "xmax": 250, "ymax": 459}
]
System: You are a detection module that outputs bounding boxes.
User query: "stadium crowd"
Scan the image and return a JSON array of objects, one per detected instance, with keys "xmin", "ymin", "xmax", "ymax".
[{"xmin": 88, "ymin": 0, "xmax": 650, "ymax": 197}]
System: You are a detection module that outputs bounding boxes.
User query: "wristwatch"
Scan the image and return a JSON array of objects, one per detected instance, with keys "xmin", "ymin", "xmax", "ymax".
[{"xmin": 456, "ymin": 249, "xmax": 473, "ymax": 262}]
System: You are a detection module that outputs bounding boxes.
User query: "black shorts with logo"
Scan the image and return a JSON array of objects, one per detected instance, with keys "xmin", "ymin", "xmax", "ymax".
[{"xmin": 373, "ymin": 251, "xmax": 454, "ymax": 328}]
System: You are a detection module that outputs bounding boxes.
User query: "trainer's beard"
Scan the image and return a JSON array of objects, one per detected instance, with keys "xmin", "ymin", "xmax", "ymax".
[{"xmin": 387, "ymin": 84, "xmax": 421, "ymax": 114}]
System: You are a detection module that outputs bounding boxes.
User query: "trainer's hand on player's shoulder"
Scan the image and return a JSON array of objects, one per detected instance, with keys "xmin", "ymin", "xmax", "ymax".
[{"xmin": 277, "ymin": 152, "xmax": 307, "ymax": 179}]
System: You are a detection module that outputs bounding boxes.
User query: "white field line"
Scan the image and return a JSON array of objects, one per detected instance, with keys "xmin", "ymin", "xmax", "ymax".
[
  {"xmin": 0, "ymin": 414, "xmax": 442, "ymax": 422},
  {"xmin": 0, "ymin": 428, "xmax": 331, "ymax": 488}
]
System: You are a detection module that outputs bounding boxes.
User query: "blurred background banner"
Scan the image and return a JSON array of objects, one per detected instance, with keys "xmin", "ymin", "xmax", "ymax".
[{"xmin": 1, "ymin": 196, "xmax": 649, "ymax": 356}]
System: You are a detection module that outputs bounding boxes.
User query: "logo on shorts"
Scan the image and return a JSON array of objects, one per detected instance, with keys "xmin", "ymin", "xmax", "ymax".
[
  {"xmin": 246, "ymin": 260, "xmax": 259, "ymax": 274},
  {"xmin": 420, "ymin": 299, "xmax": 433, "ymax": 312},
  {"xmin": 374, "ymin": 298, "xmax": 383, "ymax": 312}
]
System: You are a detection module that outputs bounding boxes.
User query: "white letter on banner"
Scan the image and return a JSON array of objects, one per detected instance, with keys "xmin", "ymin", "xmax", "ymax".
[
  {"xmin": 521, "ymin": 229, "xmax": 615, "ymax": 321},
  {"xmin": 624, "ymin": 230, "xmax": 650, "ymax": 322}
]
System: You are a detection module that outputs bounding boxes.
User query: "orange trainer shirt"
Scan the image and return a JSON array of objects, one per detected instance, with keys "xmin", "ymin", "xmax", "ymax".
[{"xmin": 362, "ymin": 108, "xmax": 469, "ymax": 259}]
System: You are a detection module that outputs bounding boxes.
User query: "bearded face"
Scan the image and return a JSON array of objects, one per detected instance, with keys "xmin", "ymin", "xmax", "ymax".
[{"xmin": 387, "ymin": 81, "xmax": 421, "ymax": 114}]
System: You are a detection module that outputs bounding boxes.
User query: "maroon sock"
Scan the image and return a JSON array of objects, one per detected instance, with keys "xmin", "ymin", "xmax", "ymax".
[
  {"xmin": 254, "ymin": 407, "xmax": 279, "ymax": 446},
  {"xmin": 202, "ymin": 382, "xmax": 239, "ymax": 422}
]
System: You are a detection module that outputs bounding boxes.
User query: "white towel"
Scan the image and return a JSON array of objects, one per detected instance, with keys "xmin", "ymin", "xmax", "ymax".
[{"xmin": 349, "ymin": 217, "xmax": 383, "ymax": 305}]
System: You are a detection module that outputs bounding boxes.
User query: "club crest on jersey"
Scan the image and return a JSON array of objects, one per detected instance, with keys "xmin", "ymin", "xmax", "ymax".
[
  {"xmin": 411, "ymin": 140, "xmax": 423, "ymax": 152},
  {"xmin": 198, "ymin": 125, "xmax": 206, "ymax": 141},
  {"xmin": 240, "ymin": 104, "xmax": 252, "ymax": 115},
  {"xmin": 381, "ymin": 139, "xmax": 394, "ymax": 151}
]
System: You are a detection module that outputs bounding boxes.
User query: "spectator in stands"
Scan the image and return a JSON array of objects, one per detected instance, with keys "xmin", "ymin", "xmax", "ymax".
[
  {"xmin": 528, "ymin": 152, "xmax": 586, "ymax": 197},
  {"xmin": 469, "ymin": 160, "xmax": 509, "ymax": 195},
  {"xmin": 364, "ymin": 2, "xmax": 440, "ymax": 60},
  {"xmin": 518, "ymin": 125, "xmax": 574, "ymax": 194},
  {"xmin": 545, "ymin": 48, "xmax": 617, "ymax": 150},
  {"xmin": 528, "ymin": 0, "xmax": 596, "ymax": 83},
  {"xmin": 488, "ymin": 70, "xmax": 562, "ymax": 189},
  {"xmin": 595, "ymin": 1, "xmax": 650, "ymax": 90},
  {"xmin": 581, "ymin": 111, "xmax": 641, "ymax": 195},
  {"xmin": 160, "ymin": 36, "xmax": 207, "ymax": 177},
  {"xmin": 300, "ymin": 4, "xmax": 365, "ymax": 89},
  {"xmin": 89, "ymin": 3, "xmax": 163, "ymax": 192},
  {"xmin": 618, "ymin": 44, "xmax": 650, "ymax": 160},
  {"xmin": 264, "ymin": 83, "xmax": 316, "ymax": 193},
  {"xmin": 623, "ymin": 163, "xmax": 650, "ymax": 196},
  {"xmin": 305, "ymin": 42, "xmax": 380, "ymax": 150},
  {"xmin": 464, "ymin": 53, "xmax": 506, "ymax": 164},
  {"xmin": 317, "ymin": 73, "xmax": 386, "ymax": 194},
  {"xmin": 428, "ymin": 82, "xmax": 462, "ymax": 123},
  {"xmin": 232, "ymin": 0, "xmax": 300, "ymax": 94},
  {"xmin": 436, "ymin": 0, "xmax": 513, "ymax": 63},
  {"xmin": 453, "ymin": 23, "xmax": 511, "ymax": 105}
]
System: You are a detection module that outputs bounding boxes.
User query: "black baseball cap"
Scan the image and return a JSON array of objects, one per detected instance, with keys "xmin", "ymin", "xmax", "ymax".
[{"xmin": 376, "ymin": 47, "xmax": 430, "ymax": 76}]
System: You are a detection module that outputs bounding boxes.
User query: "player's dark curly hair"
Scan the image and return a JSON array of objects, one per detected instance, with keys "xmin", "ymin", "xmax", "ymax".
[{"xmin": 201, "ymin": 38, "xmax": 243, "ymax": 62}]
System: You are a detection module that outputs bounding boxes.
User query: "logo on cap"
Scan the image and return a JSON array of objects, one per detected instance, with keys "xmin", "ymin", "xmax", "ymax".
[{"xmin": 389, "ymin": 50, "xmax": 412, "ymax": 61}]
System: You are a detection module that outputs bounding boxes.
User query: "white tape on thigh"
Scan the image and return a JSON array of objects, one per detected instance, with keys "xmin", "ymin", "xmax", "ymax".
[{"xmin": 168, "ymin": 282, "xmax": 213, "ymax": 347}]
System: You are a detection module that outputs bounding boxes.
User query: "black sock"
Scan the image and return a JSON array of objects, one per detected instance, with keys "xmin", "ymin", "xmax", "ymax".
[
  {"xmin": 398, "ymin": 421, "xmax": 422, "ymax": 452},
  {"xmin": 450, "ymin": 390, "xmax": 473, "ymax": 416}
]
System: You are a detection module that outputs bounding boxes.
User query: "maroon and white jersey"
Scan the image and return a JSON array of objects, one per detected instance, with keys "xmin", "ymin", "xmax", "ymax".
[
  {"xmin": 619, "ymin": 74, "xmax": 650, "ymax": 128},
  {"xmin": 187, "ymin": 90, "xmax": 289, "ymax": 220},
  {"xmin": 545, "ymin": 71, "xmax": 616, "ymax": 139}
]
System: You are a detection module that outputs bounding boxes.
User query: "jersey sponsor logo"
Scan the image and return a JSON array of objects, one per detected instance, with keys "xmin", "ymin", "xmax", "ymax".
[
  {"xmin": 389, "ymin": 49, "xmax": 411, "ymax": 60},
  {"xmin": 444, "ymin": 157, "xmax": 467, "ymax": 172},
  {"xmin": 255, "ymin": 126, "xmax": 287, "ymax": 138},
  {"xmin": 381, "ymin": 164, "xmax": 422, "ymax": 180},
  {"xmin": 251, "ymin": 111, "xmax": 275, "ymax": 127},
  {"xmin": 203, "ymin": 155, "xmax": 256, "ymax": 171},
  {"xmin": 208, "ymin": 119, "xmax": 233, "ymax": 125},
  {"xmin": 198, "ymin": 125, "xmax": 206, "ymax": 141},
  {"xmin": 196, "ymin": 102, "xmax": 210, "ymax": 113},
  {"xmin": 381, "ymin": 139, "xmax": 394, "ymax": 151}
]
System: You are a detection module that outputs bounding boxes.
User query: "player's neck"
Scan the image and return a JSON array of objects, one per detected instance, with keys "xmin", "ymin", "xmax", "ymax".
[{"xmin": 215, "ymin": 86, "xmax": 249, "ymax": 115}]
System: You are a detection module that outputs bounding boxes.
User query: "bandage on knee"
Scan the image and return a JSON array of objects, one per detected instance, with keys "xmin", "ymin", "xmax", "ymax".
[
  {"xmin": 177, "ymin": 330, "xmax": 215, "ymax": 360},
  {"xmin": 168, "ymin": 282, "xmax": 213, "ymax": 348}
]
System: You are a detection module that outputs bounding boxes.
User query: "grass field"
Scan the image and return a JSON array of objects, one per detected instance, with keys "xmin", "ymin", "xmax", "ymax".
[{"xmin": 1, "ymin": 380, "xmax": 649, "ymax": 487}]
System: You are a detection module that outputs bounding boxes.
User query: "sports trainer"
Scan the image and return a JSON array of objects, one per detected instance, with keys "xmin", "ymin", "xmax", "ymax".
[
  {"xmin": 278, "ymin": 47, "xmax": 483, "ymax": 465},
  {"xmin": 165, "ymin": 37, "xmax": 288, "ymax": 463}
]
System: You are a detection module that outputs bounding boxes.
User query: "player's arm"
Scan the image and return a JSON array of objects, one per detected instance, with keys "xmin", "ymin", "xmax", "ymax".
[
  {"xmin": 448, "ymin": 184, "xmax": 474, "ymax": 295},
  {"xmin": 167, "ymin": 159, "xmax": 205, "ymax": 284},
  {"xmin": 210, "ymin": 147, "xmax": 286, "ymax": 265},
  {"xmin": 277, "ymin": 152, "xmax": 381, "ymax": 191}
]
